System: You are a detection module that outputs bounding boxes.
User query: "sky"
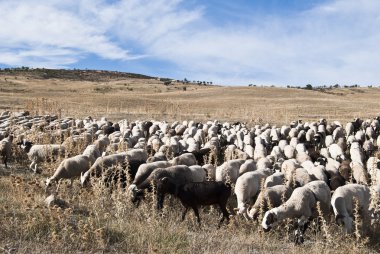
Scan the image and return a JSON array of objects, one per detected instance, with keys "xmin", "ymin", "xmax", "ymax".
[{"xmin": 0, "ymin": 0, "xmax": 379, "ymax": 86}]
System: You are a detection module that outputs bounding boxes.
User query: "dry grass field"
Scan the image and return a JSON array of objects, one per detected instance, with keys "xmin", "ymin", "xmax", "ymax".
[
  {"xmin": 1, "ymin": 69, "xmax": 380, "ymax": 253},
  {"xmin": 1, "ymin": 69, "xmax": 380, "ymax": 125}
]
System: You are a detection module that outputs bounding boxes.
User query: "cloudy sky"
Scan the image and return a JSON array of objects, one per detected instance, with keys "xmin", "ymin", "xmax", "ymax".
[{"xmin": 0, "ymin": 0, "xmax": 379, "ymax": 86}]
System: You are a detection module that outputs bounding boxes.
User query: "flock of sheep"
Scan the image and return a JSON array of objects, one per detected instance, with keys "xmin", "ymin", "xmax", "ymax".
[{"xmin": 1, "ymin": 110, "xmax": 380, "ymax": 244}]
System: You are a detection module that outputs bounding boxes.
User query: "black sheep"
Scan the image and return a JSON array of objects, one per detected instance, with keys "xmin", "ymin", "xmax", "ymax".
[{"xmin": 156, "ymin": 177, "xmax": 231, "ymax": 226}]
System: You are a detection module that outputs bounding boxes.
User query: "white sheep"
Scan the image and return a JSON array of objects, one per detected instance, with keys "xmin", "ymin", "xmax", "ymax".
[
  {"xmin": 248, "ymin": 185, "xmax": 293, "ymax": 220},
  {"xmin": 256, "ymin": 157, "xmax": 272, "ymax": 171},
  {"xmin": 262, "ymin": 181, "xmax": 331, "ymax": 243},
  {"xmin": 46, "ymin": 155, "xmax": 91, "ymax": 191},
  {"xmin": 328, "ymin": 143, "xmax": 345, "ymax": 162},
  {"xmin": 295, "ymin": 152, "xmax": 311, "ymax": 164},
  {"xmin": 278, "ymin": 140, "xmax": 288, "ymax": 152},
  {"xmin": 285, "ymin": 167, "xmax": 313, "ymax": 187},
  {"xmin": 270, "ymin": 146, "xmax": 284, "ymax": 161},
  {"xmin": 24, "ymin": 143, "xmax": 65, "ymax": 173},
  {"xmin": 239, "ymin": 159, "xmax": 257, "ymax": 175},
  {"xmin": 188, "ymin": 165, "xmax": 207, "ymax": 182},
  {"xmin": 202, "ymin": 164, "xmax": 216, "ymax": 180},
  {"xmin": 254, "ymin": 143, "xmax": 267, "ymax": 160},
  {"xmin": 170, "ymin": 153, "xmax": 197, "ymax": 166},
  {"xmin": 235, "ymin": 168, "xmax": 272, "ymax": 219},
  {"xmin": 284, "ymin": 145, "xmax": 295, "ymax": 159},
  {"xmin": 0, "ymin": 135, "xmax": 13, "ymax": 168},
  {"xmin": 264, "ymin": 171, "xmax": 285, "ymax": 188},
  {"xmin": 82, "ymin": 144, "xmax": 101, "ymax": 165},
  {"xmin": 306, "ymin": 165, "xmax": 328, "ymax": 183},
  {"xmin": 81, "ymin": 149, "xmax": 148, "ymax": 186},
  {"xmin": 350, "ymin": 161, "xmax": 369, "ymax": 185},
  {"xmin": 131, "ymin": 160, "xmax": 173, "ymax": 187},
  {"xmin": 350, "ymin": 142, "xmax": 365, "ymax": 164},
  {"xmin": 215, "ymin": 159, "xmax": 245, "ymax": 183},
  {"xmin": 331, "ymin": 184, "xmax": 370, "ymax": 234}
]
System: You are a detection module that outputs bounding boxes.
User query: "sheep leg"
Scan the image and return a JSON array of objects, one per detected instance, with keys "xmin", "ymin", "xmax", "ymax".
[
  {"xmin": 3, "ymin": 155, "xmax": 8, "ymax": 168},
  {"xmin": 181, "ymin": 207, "xmax": 189, "ymax": 221},
  {"xmin": 56, "ymin": 180, "xmax": 61, "ymax": 193},
  {"xmin": 218, "ymin": 204, "xmax": 230, "ymax": 227},
  {"xmin": 192, "ymin": 206, "xmax": 201, "ymax": 225}
]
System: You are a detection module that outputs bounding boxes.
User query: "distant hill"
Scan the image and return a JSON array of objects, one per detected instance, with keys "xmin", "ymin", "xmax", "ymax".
[{"xmin": 0, "ymin": 67, "xmax": 156, "ymax": 82}]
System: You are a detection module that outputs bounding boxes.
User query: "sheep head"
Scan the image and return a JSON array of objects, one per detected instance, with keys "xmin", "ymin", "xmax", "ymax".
[
  {"xmin": 335, "ymin": 214, "xmax": 353, "ymax": 233},
  {"xmin": 80, "ymin": 172, "xmax": 90, "ymax": 188},
  {"xmin": 262, "ymin": 208, "xmax": 279, "ymax": 232}
]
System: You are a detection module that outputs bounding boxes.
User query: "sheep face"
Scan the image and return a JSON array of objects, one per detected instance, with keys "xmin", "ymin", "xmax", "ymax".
[
  {"xmin": 262, "ymin": 209, "xmax": 278, "ymax": 232},
  {"xmin": 335, "ymin": 214, "xmax": 353, "ymax": 233},
  {"xmin": 128, "ymin": 184, "xmax": 144, "ymax": 205},
  {"xmin": 315, "ymin": 157, "xmax": 327, "ymax": 166},
  {"xmin": 156, "ymin": 177, "xmax": 176, "ymax": 209},
  {"xmin": 80, "ymin": 172, "xmax": 90, "ymax": 187},
  {"xmin": 336, "ymin": 154, "xmax": 346, "ymax": 163},
  {"xmin": 17, "ymin": 140, "xmax": 33, "ymax": 153}
]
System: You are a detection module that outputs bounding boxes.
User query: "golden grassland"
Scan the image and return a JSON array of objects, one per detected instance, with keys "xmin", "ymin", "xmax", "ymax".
[
  {"xmin": 1, "ymin": 71, "xmax": 380, "ymax": 253},
  {"xmin": 1, "ymin": 72, "xmax": 380, "ymax": 124}
]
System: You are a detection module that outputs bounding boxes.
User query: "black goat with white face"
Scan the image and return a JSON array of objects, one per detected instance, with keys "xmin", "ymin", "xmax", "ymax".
[{"xmin": 156, "ymin": 177, "xmax": 231, "ymax": 227}]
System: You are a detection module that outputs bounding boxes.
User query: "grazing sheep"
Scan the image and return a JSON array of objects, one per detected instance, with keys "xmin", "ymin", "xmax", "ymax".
[
  {"xmin": 46, "ymin": 155, "xmax": 91, "ymax": 191},
  {"xmin": 146, "ymin": 151, "xmax": 167, "ymax": 163},
  {"xmin": 350, "ymin": 161, "xmax": 369, "ymax": 185},
  {"xmin": 239, "ymin": 159, "xmax": 257, "ymax": 175},
  {"xmin": 331, "ymin": 184, "xmax": 370, "ymax": 234},
  {"xmin": 284, "ymin": 145, "xmax": 295, "ymax": 159},
  {"xmin": 202, "ymin": 164, "xmax": 216, "ymax": 180},
  {"xmin": 131, "ymin": 161, "xmax": 173, "ymax": 187},
  {"xmin": 285, "ymin": 167, "xmax": 313, "ymax": 188},
  {"xmin": 296, "ymin": 152, "xmax": 311, "ymax": 164},
  {"xmin": 94, "ymin": 135, "xmax": 110, "ymax": 154},
  {"xmin": 350, "ymin": 142, "xmax": 365, "ymax": 164},
  {"xmin": 234, "ymin": 168, "xmax": 272, "ymax": 219},
  {"xmin": 215, "ymin": 159, "xmax": 245, "ymax": 183},
  {"xmin": 81, "ymin": 149, "xmax": 147, "ymax": 186},
  {"xmin": 170, "ymin": 153, "xmax": 197, "ymax": 166},
  {"xmin": 264, "ymin": 171, "xmax": 285, "ymax": 187},
  {"xmin": 19, "ymin": 141, "xmax": 65, "ymax": 173},
  {"xmin": 156, "ymin": 177, "xmax": 231, "ymax": 226},
  {"xmin": 82, "ymin": 144, "xmax": 101, "ymax": 165},
  {"xmin": 135, "ymin": 165, "xmax": 207, "ymax": 190},
  {"xmin": 328, "ymin": 144, "xmax": 346, "ymax": 162},
  {"xmin": 262, "ymin": 181, "xmax": 331, "ymax": 244},
  {"xmin": 0, "ymin": 135, "xmax": 13, "ymax": 168},
  {"xmin": 248, "ymin": 185, "xmax": 293, "ymax": 220},
  {"xmin": 254, "ymin": 143, "xmax": 267, "ymax": 160},
  {"xmin": 306, "ymin": 165, "xmax": 329, "ymax": 183},
  {"xmin": 130, "ymin": 165, "xmax": 207, "ymax": 204}
]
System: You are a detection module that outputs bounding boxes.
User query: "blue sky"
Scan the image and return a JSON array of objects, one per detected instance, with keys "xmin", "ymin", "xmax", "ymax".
[{"xmin": 0, "ymin": 0, "xmax": 379, "ymax": 86}]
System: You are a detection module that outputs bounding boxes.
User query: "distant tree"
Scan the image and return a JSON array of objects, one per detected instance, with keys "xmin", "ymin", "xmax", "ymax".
[
  {"xmin": 305, "ymin": 84, "xmax": 313, "ymax": 90},
  {"xmin": 333, "ymin": 84, "xmax": 340, "ymax": 88}
]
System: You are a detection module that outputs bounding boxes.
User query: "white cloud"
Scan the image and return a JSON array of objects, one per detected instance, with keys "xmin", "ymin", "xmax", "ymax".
[
  {"xmin": 0, "ymin": 0, "xmax": 133, "ymax": 67},
  {"xmin": 0, "ymin": 0, "xmax": 380, "ymax": 86},
  {"xmin": 144, "ymin": 0, "xmax": 380, "ymax": 85}
]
